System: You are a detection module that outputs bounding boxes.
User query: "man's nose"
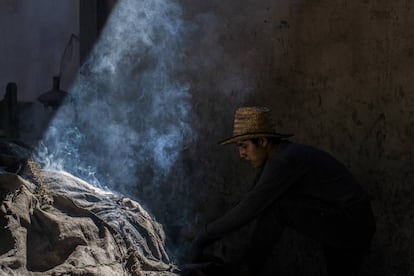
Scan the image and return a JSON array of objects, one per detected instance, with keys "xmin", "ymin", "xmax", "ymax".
[{"xmin": 239, "ymin": 149, "xmax": 246, "ymax": 158}]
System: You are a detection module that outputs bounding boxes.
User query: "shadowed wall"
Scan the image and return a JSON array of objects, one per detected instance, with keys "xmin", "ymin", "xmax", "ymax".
[{"xmin": 182, "ymin": 0, "xmax": 414, "ymax": 275}]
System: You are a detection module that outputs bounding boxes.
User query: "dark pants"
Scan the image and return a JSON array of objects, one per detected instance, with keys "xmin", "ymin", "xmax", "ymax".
[{"xmin": 245, "ymin": 195, "xmax": 376, "ymax": 275}]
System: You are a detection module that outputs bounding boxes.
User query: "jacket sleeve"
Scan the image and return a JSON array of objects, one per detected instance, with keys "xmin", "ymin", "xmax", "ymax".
[{"xmin": 198, "ymin": 151, "xmax": 309, "ymax": 245}]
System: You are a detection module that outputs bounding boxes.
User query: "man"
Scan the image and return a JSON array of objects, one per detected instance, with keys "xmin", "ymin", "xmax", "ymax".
[{"xmin": 187, "ymin": 106, "xmax": 376, "ymax": 276}]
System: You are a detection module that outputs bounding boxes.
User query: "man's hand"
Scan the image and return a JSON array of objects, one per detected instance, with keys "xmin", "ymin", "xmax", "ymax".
[
  {"xmin": 179, "ymin": 224, "xmax": 221, "ymax": 264},
  {"xmin": 179, "ymin": 224, "xmax": 210, "ymax": 263}
]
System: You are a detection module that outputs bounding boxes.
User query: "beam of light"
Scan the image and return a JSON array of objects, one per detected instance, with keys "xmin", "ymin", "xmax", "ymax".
[{"xmin": 34, "ymin": 0, "xmax": 194, "ymax": 201}]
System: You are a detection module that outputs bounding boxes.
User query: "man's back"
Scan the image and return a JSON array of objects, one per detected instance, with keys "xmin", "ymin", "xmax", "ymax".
[{"xmin": 271, "ymin": 142, "xmax": 369, "ymax": 205}]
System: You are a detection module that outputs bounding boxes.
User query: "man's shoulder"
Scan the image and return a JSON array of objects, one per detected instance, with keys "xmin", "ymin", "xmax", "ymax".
[
  {"xmin": 263, "ymin": 142, "xmax": 313, "ymax": 176},
  {"xmin": 268, "ymin": 141, "xmax": 307, "ymax": 165}
]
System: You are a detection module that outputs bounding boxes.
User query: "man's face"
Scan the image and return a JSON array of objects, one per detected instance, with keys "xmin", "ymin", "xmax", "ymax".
[{"xmin": 236, "ymin": 139, "xmax": 268, "ymax": 168}]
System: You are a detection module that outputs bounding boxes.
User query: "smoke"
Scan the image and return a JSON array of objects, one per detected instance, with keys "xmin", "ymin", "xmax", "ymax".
[
  {"xmin": 25, "ymin": 0, "xmax": 285, "ymax": 264},
  {"xmin": 32, "ymin": 1, "xmax": 265, "ymax": 258},
  {"xmin": 35, "ymin": 0, "xmax": 194, "ymax": 202}
]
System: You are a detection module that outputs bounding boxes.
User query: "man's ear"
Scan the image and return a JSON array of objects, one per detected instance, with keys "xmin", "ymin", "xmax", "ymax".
[{"xmin": 258, "ymin": 137, "xmax": 268, "ymax": 147}]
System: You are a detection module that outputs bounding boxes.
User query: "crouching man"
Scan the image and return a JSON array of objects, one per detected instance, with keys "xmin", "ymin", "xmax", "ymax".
[{"xmin": 186, "ymin": 106, "xmax": 376, "ymax": 276}]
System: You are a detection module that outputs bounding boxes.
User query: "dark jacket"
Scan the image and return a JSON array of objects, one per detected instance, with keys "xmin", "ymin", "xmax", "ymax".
[{"xmin": 195, "ymin": 142, "xmax": 375, "ymax": 249}]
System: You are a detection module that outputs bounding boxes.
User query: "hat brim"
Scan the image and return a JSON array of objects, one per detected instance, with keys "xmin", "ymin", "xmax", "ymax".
[{"xmin": 218, "ymin": 132, "xmax": 294, "ymax": 145}]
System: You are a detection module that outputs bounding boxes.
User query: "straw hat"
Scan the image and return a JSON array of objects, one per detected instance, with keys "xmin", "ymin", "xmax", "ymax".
[{"xmin": 219, "ymin": 106, "xmax": 293, "ymax": 145}]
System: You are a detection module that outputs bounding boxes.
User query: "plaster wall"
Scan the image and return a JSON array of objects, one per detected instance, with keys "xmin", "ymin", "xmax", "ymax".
[{"xmin": 181, "ymin": 0, "xmax": 414, "ymax": 274}]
